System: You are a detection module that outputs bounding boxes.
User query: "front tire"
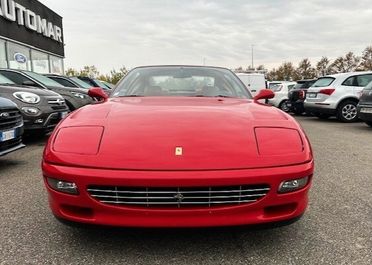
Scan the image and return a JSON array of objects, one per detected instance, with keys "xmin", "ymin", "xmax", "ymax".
[
  {"xmin": 279, "ymin": 100, "xmax": 289, "ymax": 112},
  {"xmin": 337, "ymin": 100, "xmax": 358, "ymax": 122}
]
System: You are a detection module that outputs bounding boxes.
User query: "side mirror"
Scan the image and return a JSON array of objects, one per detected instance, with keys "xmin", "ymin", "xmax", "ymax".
[
  {"xmin": 253, "ymin": 89, "xmax": 275, "ymax": 101},
  {"xmin": 88, "ymin": 87, "xmax": 108, "ymax": 102}
]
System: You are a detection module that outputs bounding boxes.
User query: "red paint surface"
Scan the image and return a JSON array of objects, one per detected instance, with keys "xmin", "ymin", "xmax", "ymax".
[{"xmin": 42, "ymin": 97, "xmax": 314, "ymax": 227}]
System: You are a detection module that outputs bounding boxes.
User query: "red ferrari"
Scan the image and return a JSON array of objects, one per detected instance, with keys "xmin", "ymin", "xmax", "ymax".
[{"xmin": 42, "ymin": 66, "xmax": 314, "ymax": 228}]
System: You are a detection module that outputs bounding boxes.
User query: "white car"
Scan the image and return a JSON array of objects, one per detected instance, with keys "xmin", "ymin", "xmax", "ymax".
[
  {"xmin": 304, "ymin": 72, "xmax": 372, "ymax": 122},
  {"xmin": 267, "ymin": 81, "xmax": 296, "ymax": 111}
]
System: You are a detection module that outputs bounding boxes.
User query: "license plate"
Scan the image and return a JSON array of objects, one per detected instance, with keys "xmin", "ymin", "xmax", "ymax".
[
  {"xmin": 60, "ymin": 111, "xmax": 68, "ymax": 118},
  {"xmin": 360, "ymin": 107, "xmax": 372, "ymax": 114},
  {"xmin": 307, "ymin": 93, "xmax": 317, "ymax": 98},
  {"xmin": 0, "ymin": 129, "xmax": 15, "ymax": 142}
]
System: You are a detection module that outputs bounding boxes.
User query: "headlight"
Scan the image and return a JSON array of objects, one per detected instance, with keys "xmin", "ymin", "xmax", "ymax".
[
  {"xmin": 71, "ymin": 92, "xmax": 86, "ymax": 99},
  {"xmin": 278, "ymin": 176, "xmax": 309, "ymax": 193},
  {"xmin": 46, "ymin": 177, "xmax": 79, "ymax": 195},
  {"xmin": 13, "ymin": 92, "xmax": 40, "ymax": 104},
  {"xmin": 21, "ymin": 106, "xmax": 41, "ymax": 116}
]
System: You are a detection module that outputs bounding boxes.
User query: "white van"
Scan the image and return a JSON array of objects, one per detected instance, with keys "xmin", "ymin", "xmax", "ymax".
[{"xmin": 236, "ymin": 73, "xmax": 266, "ymax": 97}]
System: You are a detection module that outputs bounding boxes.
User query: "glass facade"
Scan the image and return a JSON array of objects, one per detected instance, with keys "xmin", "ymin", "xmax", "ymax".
[
  {"xmin": 31, "ymin": 50, "xmax": 50, "ymax": 73},
  {"xmin": 0, "ymin": 38, "xmax": 64, "ymax": 74},
  {"xmin": 0, "ymin": 39, "xmax": 7, "ymax": 68}
]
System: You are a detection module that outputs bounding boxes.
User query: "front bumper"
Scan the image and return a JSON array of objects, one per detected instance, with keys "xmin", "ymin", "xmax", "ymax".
[
  {"xmin": 0, "ymin": 125, "xmax": 25, "ymax": 156},
  {"xmin": 23, "ymin": 110, "xmax": 68, "ymax": 131},
  {"xmin": 42, "ymin": 160, "xmax": 314, "ymax": 228}
]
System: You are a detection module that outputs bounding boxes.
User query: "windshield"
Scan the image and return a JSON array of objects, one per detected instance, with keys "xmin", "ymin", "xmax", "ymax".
[
  {"xmin": 94, "ymin": 79, "xmax": 111, "ymax": 90},
  {"xmin": 312, "ymin": 77, "xmax": 335, "ymax": 87},
  {"xmin": 0, "ymin": 74, "xmax": 15, "ymax": 85},
  {"xmin": 25, "ymin": 71, "xmax": 64, "ymax": 87},
  {"xmin": 70, "ymin": 77, "xmax": 92, "ymax": 89},
  {"xmin": 112, "ymin": 66, "xmax": 251, "ymax": 98}
]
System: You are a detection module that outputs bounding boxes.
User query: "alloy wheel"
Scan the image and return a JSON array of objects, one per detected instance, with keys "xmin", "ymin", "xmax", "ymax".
[{"xmin": 341, "ymin": 104, "xmax": 357, "ymax": 120}]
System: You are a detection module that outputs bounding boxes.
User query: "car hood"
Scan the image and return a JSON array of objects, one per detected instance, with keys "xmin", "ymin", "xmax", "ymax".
[
  {"xmin": 47, "ymin": 86, "xmax": 89, "ymax": 94},
  {"xmin": 44, "ymin": 97, "xmax": 312, "ymax": 170}
]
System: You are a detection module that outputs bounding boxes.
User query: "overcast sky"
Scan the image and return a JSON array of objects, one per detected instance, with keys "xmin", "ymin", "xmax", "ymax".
[{"xmin": 40, "ymin": 0, "xmax": 372, "ymax": 73}]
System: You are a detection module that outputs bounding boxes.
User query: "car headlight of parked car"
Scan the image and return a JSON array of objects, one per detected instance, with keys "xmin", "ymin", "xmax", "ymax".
[
  {"xmin": 13, "ymin": 92, "xmax": 40, "ymax": 104},
  {"xmin": 71, "ymin": 92, "xmax": 86, "ymax": 99}
]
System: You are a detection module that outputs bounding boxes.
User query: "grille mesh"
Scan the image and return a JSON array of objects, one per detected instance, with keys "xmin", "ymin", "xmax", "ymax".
[
  {"xmin": 87, "ymin": 184, "xmax": 270, "ymax": 208},
  {"xmin": 0, "ymin": 110, "xmax": 22, "ymax": 130}
]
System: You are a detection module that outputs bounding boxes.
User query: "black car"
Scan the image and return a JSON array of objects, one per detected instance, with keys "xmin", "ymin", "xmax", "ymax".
[
  {"xmin": 0, "ymin": 69, "xmax": 93, "ymax": 111},
  {"xmin": 287, "ymin": 79, "xmax": 316, "ymax": 114},
  {"xmin": 0, "ymin": 74, "xmax": 69, "ymax": 133},
  {"xmin": 357, "ymin": 81, "xmax": 372, "ymax": 127},
  {"xmin": 0, "ymin": 97, "xmax": 25, "ymax": 156}
]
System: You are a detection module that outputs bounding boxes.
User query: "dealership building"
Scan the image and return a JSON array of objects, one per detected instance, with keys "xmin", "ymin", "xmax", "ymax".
[{"xmin": 0, "ymin": 0, "xmax": 64, "ymax": 74}]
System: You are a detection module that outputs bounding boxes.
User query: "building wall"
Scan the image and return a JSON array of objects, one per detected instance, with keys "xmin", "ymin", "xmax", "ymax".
[{"xmin": 0, "ymin": 0, "xmax": 64, "ymax": 74}]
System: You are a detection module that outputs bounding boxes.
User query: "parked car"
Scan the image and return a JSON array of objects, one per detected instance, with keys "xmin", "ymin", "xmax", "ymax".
[
  {"xmin": 236, "ymin": 73, "xmax": 266, "ymax": 97},
  {"xmin": 287, "ymin": 79, "xmax": 316, "ymax": 114},
  {"xmin": 42, "ymin": 65, "xmax": 314, "ymax": 228},
  {"xmin": 45, "ymin": 74, "xmax": 111, "ymax": 96},
  {"xmin": 0, "ymin": 97, "xmax": 25, "ymax": 156},
  {"xmin": 0, "ymin": 74, "xmax": 69, "ymax": 133},
  {"xmin": 0, "ymin": 69, "xmax": 93, "ymax": 111},
  {"xmin": 75, "ymin": 76, "xmax": 112, "ymax": 91},
  {"xmin": 304, "ymin": 72, "xmax": 372, "ymax": 122},
  {"xmin": 44, "ymin": 74, "xmax": 92, "ymax": 89},
  {"xmin": 357, "ymin": 81, "xmax": 372, "ymax": 127},
  {"xmin": 267, "ymin": 81, "xmax": 296, "ymax": 111}
]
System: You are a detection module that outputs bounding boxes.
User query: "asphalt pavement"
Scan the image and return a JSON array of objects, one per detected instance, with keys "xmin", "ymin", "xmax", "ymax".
[{"xmin": 0, "ymin": 116, "xmax": 371, "ymax": 265}]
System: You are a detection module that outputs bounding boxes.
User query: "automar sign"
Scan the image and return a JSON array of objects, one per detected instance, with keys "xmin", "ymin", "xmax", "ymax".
[
  {"xmin": 0, "ymin": 0, "xmax": 62, "ymax": 42},
  {"xmin": 0, "ymin": 0, "xmax": 64, "ymax": 57}
]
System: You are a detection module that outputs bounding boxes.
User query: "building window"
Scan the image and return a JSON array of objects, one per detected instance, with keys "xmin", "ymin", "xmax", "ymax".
[
  {"xmin": 0, "ymin": 39, "xmax": 7, "ymax": 68},
  {"xmin": 49, "ymin": 55, "xmax": 64, "ymax": 74},
  {"xmin": 31, "ymin": 50, "xmax": 49, "ymax": 73},
  {"xmin": 7, "ymin": 42, "xmax": 31, "ymax": 70}
]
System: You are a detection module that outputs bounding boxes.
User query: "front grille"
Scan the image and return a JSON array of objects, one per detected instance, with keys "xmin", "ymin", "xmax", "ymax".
[
  {"xmin": 87, "ymin": 184, "xmax": 270, "ymax": 208},
  {"xmin": 0, "ymin": 109, "xmax": 23, "ymax": 130},
  {"xmin": 48, "ymin": 98, "xmax": 68, "ymax": 110}
]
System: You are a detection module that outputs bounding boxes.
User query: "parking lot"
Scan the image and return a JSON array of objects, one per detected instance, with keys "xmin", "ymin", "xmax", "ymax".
[{"xmin": 0, "ymin": 116, "xmax": 371, "ymax": 265}]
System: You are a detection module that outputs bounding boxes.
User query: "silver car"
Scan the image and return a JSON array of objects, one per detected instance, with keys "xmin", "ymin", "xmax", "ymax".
[{"xmin": 304, "ymin": 71, "xmax": 372, "ymax": 122}]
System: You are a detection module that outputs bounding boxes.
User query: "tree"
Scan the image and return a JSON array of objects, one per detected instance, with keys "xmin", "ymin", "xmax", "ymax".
[
  {"xmin": 108, "ymin": 66, "xmax": 128, "ymax": 84},
  {"xmin": 297, "ymin": 58, "xmax": 316, "ymax": 79},
  {"xmin": 330, "ymin": 56, "xmax": 347, "ymax": 73},
  {"xmin": 359, "ymin": 46, "xmax": 372, "ymax": 70},
  {"xmin": 78, "ymin": 65, "xmax": 100, "ymax": 78},
  {"xmin": 276, "ymin": 62, "xmax": 299, "ymax": 81},
  {"xmin": 316, "ymin": 56, "xmax": 331, "ymax": 76},
  {"xmin": 65, "ymin": 68, "xmax": 79, "ymax": 76},
  {"xmin": 343, "ymin": 52, "xmax": 360, "ymax": 72}
]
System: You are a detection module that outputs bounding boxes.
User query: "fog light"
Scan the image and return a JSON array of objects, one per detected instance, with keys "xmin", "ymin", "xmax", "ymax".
[
  {"xmin": 47, "ymin": 178, "xmax": 79, "ymax": 195},
  {"xmin": 21, "ymin": 107, "xmax": 40, "ymax": 115},
  {"xmin": 278, "ymin": 176, "xmax": 309, "ymax": 193},
  {"xmin": 34, "ymin": 119, "xmax": 44, "ymax": 124}
]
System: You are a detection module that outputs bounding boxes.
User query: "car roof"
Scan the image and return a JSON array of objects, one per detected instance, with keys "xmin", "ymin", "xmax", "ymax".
[{"xmin": 324, "ymin": 71, "xmax": 372, "ymax": 79}]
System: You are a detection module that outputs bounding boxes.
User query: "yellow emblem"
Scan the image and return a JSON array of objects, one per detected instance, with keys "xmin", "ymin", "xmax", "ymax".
[{"xmin": 175, "ymin": 147, "xmax": 183, "ymax": 156}]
